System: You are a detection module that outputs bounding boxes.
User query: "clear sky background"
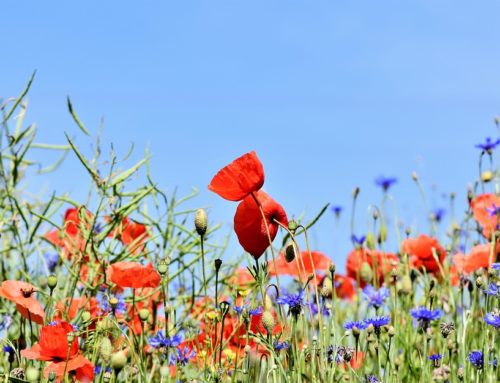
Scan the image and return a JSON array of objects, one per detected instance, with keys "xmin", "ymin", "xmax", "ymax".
[{"xmin": 2, "ymin": 1, "xmax": 500, "ymax": 272}]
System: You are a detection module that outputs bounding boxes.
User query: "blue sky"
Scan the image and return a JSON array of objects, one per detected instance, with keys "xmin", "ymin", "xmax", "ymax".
[{"xmin": 2, "ymin": 1, "xmax": 500, "ymax": 271}]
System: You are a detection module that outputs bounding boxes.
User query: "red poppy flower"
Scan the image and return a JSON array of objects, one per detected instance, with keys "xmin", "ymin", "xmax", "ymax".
[
  {"xmin": 228, "ymin": 268, "xmax": 255, "ymax": 289},
  {"xmin": 452, "ymin": 243, "xmax": 500, "ymax": 274},
  {"xmin": 346, "ymin": 248, "xmax": 399, "ymax": 286},
  {"xmin": 401, "ymin": 235, "xmax": 446, "ymax": 274},
  {"xmin": 234, "ymin": 191, "xmax": 288, "ymax": 260},
  {"xmin": 268, "ymin": 251, "xmax": 332, "ymax": 279},
  {"xmin": 208, "ymin": 151, "xmax": 265, "ymax": 201},
  {"xmin": 471, "ymin": 193, "xmax": 500, "ymax": 238},
  {"xmin": 109, "ymin": 217, "xmax": 148, "ymax": 253},
  {"xmin": 21, "ymin": 321, "xmax": 93, "ymax": 383},
  {"xmin": 0, "ymin": 280, "xmax": 45, "ymax": 324},
  {"xmin": 334, "ymin": 274, "xmax": 356, "ymax": 300},
  {"xmin": 107, "ymin": 262, "xmax": 161, "ymax": 289},
  {"xmin": 45, "ymin": 207, "xmax": 93, "ymax": 258}
]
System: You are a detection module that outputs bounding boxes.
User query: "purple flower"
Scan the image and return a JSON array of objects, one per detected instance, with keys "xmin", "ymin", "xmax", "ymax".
[
  {"xmin": 431, "ymin": 208, "xmax": 446, "ymax": 222},
  {"xmin": 468, "ymin": 350, "xmax": 484, "ymax": 369},
  {"xmin": 276, "ymin": 290, "xmax": 305, "ymax": 317},
  {"xmin": 364, "ymin": 315, "xmax": 391, "ymax": 334},
  {"xmin": 331, "ymin": 205, "xmax": 343, "ymax": 216},
  {"xmin": 274, "ymin": 340, "xmax": 290, "ymax": 352},
  {"xmin": 483, "ymin": 282, "xmax": 498, "ymax": 296},
  {"xmin": 344, "ymin": 320, "xmax": 367, "ymax": 331},
  {"xmin": 476, "ymin": 137, "xmax": 500, "ymax": 152},
  {"xmin": 492, "ymin": 263, "xmax": 500, "ymax": 272},
  {"xmin": 44, "ymin": 253, "xmax": 59, "ymax": 273},
  {"xmin": 2, "ymin": 345, "xmax": 14, "ymax": 354},
  {"xmin": 149, "ymin": 331, "xmax": 183, "ymax": 349},
  {"xmin": 351, "ymin": 234, "xmax": 366, "ymax": 246},
  {"xmin": 233, "ymin": 304, "xmax": 262, "ymax": 317},
  {"xmin": 96, "ymin": 292, "xmax": 127, "ymax": 316},
  {"xmin": 365, "ymin": 375, "xmax": 380, "ymax": 383},
  {"xmin": 170, "ymin": 347, "xmax": 196, "ymax": 366},
  {"xmin": 484, "ymin": 312, "xmax": 500, "ymax": 329},
  {"xmin": 375, "ymin": 176, "xmax": 397, "ymax": 191},
  {"xmin": 410, "ymin": 307, "xmax": 443, "ymax": 328},
  {"xmin": 486, "ymin": 204, "xmax": 500, "ymax": 217},
  {"xmin": 362, "ymin": 285, "xmax": 390, "ymax": 309},
  {"xmin": 310, "ymin": 302, "xmax": 330, "ymax": 317},
  {"xmin": 428, "ymin": 353, "xmax": 442, "ymax": 361}
]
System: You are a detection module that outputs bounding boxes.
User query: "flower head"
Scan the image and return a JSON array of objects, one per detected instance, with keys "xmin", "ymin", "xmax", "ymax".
[
  {"xmin": 483, "ymin": 282, "xmax": 499, "ymax": 296},
  {"xmin": 364, "ymin": 315, "xmax": 390, "ymax": 333},
  {"xmin": 344, "ymin": 320, "xmax": 367, "ymax": 331},
  {"xmin": 276, "ymin": 290, "xmax": 305, "ymax": 317},
  {"xmin": 0, "ymin": 280, "xmax": 45, "ymax": 324},
  {"xmin": 476, "ymin": 137, "xmax": 500, "ymax": 152},
  {"xmin": 375, "ymin": 176, "xmax": 398, "ymax": 191},
  {"xmin": 273, "ymin": 340, "xmax": 290, "ymax": 352},
  {"xmin": 208, "ymin": 151, "xmax": 265, "ymax": 201},
  {"xmin": 149, "ymin": 331, "xmax": 183, "ymax": 349},
  {"xmin": 107, "ymin": 262, "xmax": 161, "ymax": 289},
  {"xmin": 402, "ymin": 235, "xmax": 446, "ymax": 274},
  {"xmin": 169, "ymin": 347, "xmax": 196, "ymax": 366},
  {"xmin": 428, "ymin": 353, "xmax": 443, "ymax": 361},
  {"xmin": 331, "ymin": 205, "xmax": 343, "ymax": 216},
  {"xmin": 410, "ymin": 307, "xmax": 443, "ymax": 329},
  {"xmin": 468, "ymin": 350, "xmax": 484, "ymax": 369},
  {"xmin": 362, "ymin": 285, "xmax": 390, "ymax": 309},
  {"xmin": 484, "ymin": 311, "xmax": 500, "ymax": 329}
]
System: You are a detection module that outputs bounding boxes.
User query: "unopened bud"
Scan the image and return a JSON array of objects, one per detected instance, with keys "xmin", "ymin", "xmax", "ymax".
[
  {"xmin": 99, "ymin": 337, "xmax": 113, "ymax": 363},
  {"xmin": 81, "ymin": 311, "xmax": 91, "ymax": 322},
  {"xmin": 111, "ymin": 350, "xmax": 128, "ymax": 371},
  {"xmin": 47, "ymin": 275, "xmax": 58, "ymax": 289},
  {"xmin": 320, "ymin": 277, "xmax": 333, "ymax": 298},
  {"xmin": 411, "ymin": 171, "xmax": 418, "ymax": 181},
  {"xmin": 262, "ymin": 311, "xmax": 275, "ymax": 334},
  {"xmin": 360, "ymin": 262, "xmax": 373, "ymax": 284},
  {"xmin": 214, "ymin": 259, "xmax": 222, "ymax": 273},
  {"xmin": 481, "ymin": 170, "xmax": 494, "ymax": 183},
  {"xmin": 285, "ymin": 242, "xmax": 297, "ymax": 263},
  {"xmin": 288, "ymin": 220, "xmax": 298, "ymax": 233},
  {"xmin": 157, "ymin": 260, "xmax": 168, "ymax": 276},
  {"xmin": 109, "ymin": 297, "xmax": 119, "ymax": 309},
  {"xmin": 475, "ymin": 276, "xmax": 483, "ymax": 289},
  {"xmin": 365, "ymin": 232, "xmax": 376, "ymax": 249},
  {"xmin": 352, "ymin": 187, "xmax": 360, "ymax": 198},
  {"xmin": 139, "ymin": 309, "xmax": 150, "ymax": 322},
  {"xmin": 26, "ymin": 367, "xmax": 39, "ymax": 382},
  {"xmin": 195, "ymin": 209, "xmax": 208, "ymax": 237},
  {"xmin": 48, "ymin": 370, "xmax": 57, "ymax": 382}
]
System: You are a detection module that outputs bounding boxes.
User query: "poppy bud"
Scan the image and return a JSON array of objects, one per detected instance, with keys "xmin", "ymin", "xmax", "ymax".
[
  {"xmin": 360, "ymin": 262, "xmax": 373, "ymax": 284},
  {"xmin": 157, "ymin": 260, "xmax": 168, "ymax": 276},
  {"xmin": 388, "ymin": 326, "xmax": 396, "ymax": 337},
  {"xmin": 352, "ymin": 187, "xmax": 360, "ymax": 198},
  {"xmin": 111, "ymin": 351, "xmax": 128, "ymax": 371},
  {"xmin": 285, "ymin": 242, "xmax": 297, "ymax": 263},
  {"xmin": 139, "ymin": 308, "xmax": 150, "ymax": 322},
  {"xmin": 262, "ymin": 311, "xmax": 275, "ymax": 333},
  {"xmin": 288, "ymin": 219, "xmax": 298, "ymax": 233},
  {"xmin": 48, "ymin": 370, "xmax": 57, "ymax": 382},
  {"xmin": 411, "ymin": 171, "xmax": 418, "ymax": 181},
  {"xmin": 378, "ymin": 225, "xmax": 388, "ymax": 244},
  {"xmin": 67, "ymin": 332, "xmax": 75, "ymax": 343},
  {"xmin": 320, "ymin": 277, "xmax": 333, "ymax": 298},
  {"xmin": 352, "ymin": 326, "xmax": 361, "ymax": 338},
  {"xmin": 329, "ymin": 263, "xmax": 336, "ymax": 274},
  {"xmin": 475, "ymin": 276, "xmax": 483, "ymax": 289},
  {"xmin": 47, "ymin": 275, "xmax": 57, "ymax": 290},
  {"xmin": 214, "ymin": 259, "xmax": 222, "ymax": 272},
  {"xmin": 99, "ymin": 337, "xmax": 113, "ymax": 363},
  {"xmin": 372, "ymin": 209, "xmax": 379, "ymax": 220},
  {"xmin": 26, "ymin": 367, "xmax": 39, "ymax": 382},
  {"xmin": 195, "ymin": 208, "xmax": 208, "ymax": 237},
  {"xmin": 481, "ymin": 170, "xmax": 494, "ymax": 183},
  {"xmin": 81, "ymin": 311, "xmax": 91, "ymax": 322},
  {"xmin": 160, "ymin": 365, "xmax": 170, "ymax": 377},
  {"xmin": 405, "ymin": 227, "xmax": 411, "ymax": 237},
  {"xmin": 365, "ymin": 232, "xmax": 376, "ymax": 249}
]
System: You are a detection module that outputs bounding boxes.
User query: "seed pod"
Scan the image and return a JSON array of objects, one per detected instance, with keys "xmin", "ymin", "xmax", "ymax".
[
  {"xmin": 285, "ymin": 242, "xmax": 297, "ymax": 263},
  {"xmin": 99, "ymin": 337, "xmax": 113, "ymax": 363},
  {"xmin": 288, "ymin": 219, "xmax": 298, "ymax": 233},
  {"xmin": 360, "ymin": 262, "xmax": 373, "ymax": 284},
  {"xmin": 47, "ymin": 275, "xmax": 58, "ymax": 289},
  {"xmin": 111, "ymin": 350, "xmax": 128, "ymax": 371},
  {"xmin": 157, "ymin": 260, "xmax": 168, "ymax": 276},
  {"xmin": 139, "ymin": 308, "xmax": 150, "ymax": 322},
  {"xmin": 26, "ymin": 367, "xmax": 39, "ymax": 382},
  {"xmin": 320, "ymin": 277, "xmax": 333, "ymax": 298},
  {"xmin": 481, "ymin": 170, "xmax": 494, "ymax": 183},
  {"xmin": 262, "ymin": 311, "xmax": 275, "ymax": 333},
  {"xmin": 194, "ymin": 208, "xmax": 208, "ymax": 237}
]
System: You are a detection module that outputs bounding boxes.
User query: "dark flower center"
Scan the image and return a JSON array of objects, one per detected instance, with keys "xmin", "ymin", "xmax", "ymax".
[{"xmin": 21, "ymin": 288, "xmax": 35, "ymax": 298}]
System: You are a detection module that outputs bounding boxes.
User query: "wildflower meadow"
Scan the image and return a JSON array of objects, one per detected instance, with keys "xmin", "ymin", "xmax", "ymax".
[{"xmin": 0, "ymin": 77, "xmax": 499, "ymax": 383}]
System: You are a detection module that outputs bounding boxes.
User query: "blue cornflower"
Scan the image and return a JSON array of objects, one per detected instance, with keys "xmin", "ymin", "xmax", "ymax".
[
  {"xmin": 410, "ymin": 307, "xmax": 443, "ymax": 328},
  {"xmin": 94, "ymin": 365, "xmax": 111, "ymax": 374},
  {"xmin": 310, "ymin": 302, "xmax": 330, "ymax": 317},
  {"xmin": 169, "ymin": 347, "xmax": 196, "ymax": 366},
  {"xmin": 483, "ymin": 282, "xmax": 498, "ymax": 296},
  {"xmin": 484, "ymin": 312, "xmax": 500, "ymax": 329},
  {"xmin": 428, "ymin": 353, "xmax": 442, "ymax": 361},
  {"xmin": 492, "ymin": 263, "xmax": 500, "ymax": 272},
  {"xmin": 468, "ymin": 350, "xmax": 484, "ymax": 369},
  {"xmin": 233, "ymin": 304, "xmax": 262, "ymax": 317},
  {"xmin": 476, "ymin": 137, "xmax": 500, "ymax": 152},
  {"xmin": 351, "ymin": 234, "xmax": 366, "ymax": 246},
  {"xmin": 375, "ymin": 176, "xmax": 397, "ymax": 191},
  {"xmin": 2, "ymin": 345, "xmax": 14, "ymax": 354},
  {"xmin": 149, "ymin": 331, "xmax": 183, "ymax": 349},
  {"xmin": 44, "ymin": 253, "xmax": 59, "ymax": 273},
  {"xmin": 276, "ymin": 290, "xmax": 305, "ymax": 317},
  {"xmin": 362, "ymin": 285, "xmax": 390, "ymax": 309},
  {"xmin": 331, "ymin": 205, "xmax": 343, "ymax": 216},
  {"xmin": 273, "ymin": 340, "xmax": 290, "ymax": 352},
  {"xmin": 486, "ymin": 203, "xmax": 500, "ymax": 217},
  {"xmin": 365, "ymin": 375, "xmax": 380, "ymax": 383},
  {"xmin": 431, "ymin": 208, "xmax": 446, "ymax": 222},
  {"xmin": 364, "ymin": 315, "xmax": 391, "ymax": 334},
  {"xmin": 344, "ymin": 320, "xmax": 367, "ymax": 331},
  {"xmin": 0, "ymin": 315, "xmax": 13, "ymax": 337},
  {"xmin": 96, "ymin": 292, "xmax": 127, "ymax": 316}
]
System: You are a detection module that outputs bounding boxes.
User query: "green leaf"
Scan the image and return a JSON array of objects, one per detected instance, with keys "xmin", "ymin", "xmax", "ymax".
[
  {"xmin": 109, "ymin": 157, "xmax": 148, "ymax": 186},
  {"xmin": 2, "ymin": 71, "xmax": 36, "ymax": 124},
  {"xmin": 67, "ymin": 96, "xmax": 91, "ymax": 136}
]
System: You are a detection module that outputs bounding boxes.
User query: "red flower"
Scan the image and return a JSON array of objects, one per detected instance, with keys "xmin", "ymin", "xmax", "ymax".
[
  {"xmin": 452, "ymin": 243, "xmax": 500, "ymax": 274},
  {"xmin": 471, "ymin": 193, "xmax": 500, "ymax": 238},
  {"xmin": 45, "ymin": 207, "xmax": 92, "ymax": 258},
  {"xmin": 334, "ymin": 274, "xmax": 356, "ymax": 300},
  {"xmin": 21, "ymin": 321, "xmax": 94, "ymax": 383},
  {"xmin": 402, "ymin": 235, "xmax": 446, "ymax": 274},
  {"xmin": 109, "ymin": 217, "xmax": 148, "ymax": 253},
  {"xmin": 346, "ymin": 248, "xmax": 399, "ymax": 286},
  {"xmin": 269, "ymin": 250, "xmax": 332, "ymax": 279},
  {"xmin": 107, "ymin": 262, "xmax": 161, "ymax": 289},
  {"xmin": 234, "ymin": 191, "xmax": 288, "ymax": 260},
  {"xmin": 0, "ymin": 280, "xmax": 45, "ymax": 324},
  {"xmin": 208, "ymin": 151, "xmax": 265, "ymax": 201}
]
